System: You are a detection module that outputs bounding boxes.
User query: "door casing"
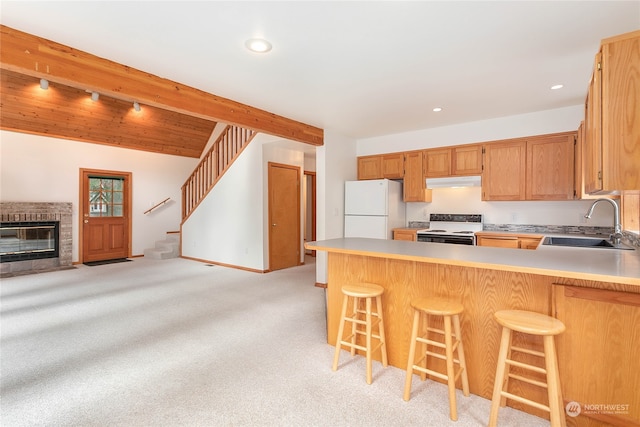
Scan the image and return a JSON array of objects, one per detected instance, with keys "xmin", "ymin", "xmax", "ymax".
[{"xmin": 79, "ymin": 168, "xmax": 132, "ymax": 263}]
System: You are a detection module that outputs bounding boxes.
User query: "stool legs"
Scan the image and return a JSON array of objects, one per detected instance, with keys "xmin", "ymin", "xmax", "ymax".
[
  {"xmin": 333, "ymin": 290, "xmax": 387, "ymax": 384},
  {"xmin": 365, "ymin": 296, "xmax": 373, "ymax": 384},
  {"xmin": 403, "ymin": 310, "xmax": 421, "ymax": 401},
  {"xmin": 544, "ymin": 335, "xmax": 565, "ymax": 427},
  {"xmin": 332, "ymin": 294, "xmax": 349, "ymax": 372},
  {"xmin": 489, "ymin": 327, "xmax": 512, "ymax": 426},
  {"xmin": 376, "ymin": 295, "xmax": 388, "ymax": 368},
  {"xmin": 453, "ymin": 314, "xmax": 470, "ymax": 397},
  {"xmin": 404, "ymin": 310, "xmax": 469, "ymax": 421},
  {"xmin": 489, "ymin": 327, "xmax": 566, "ymax": 427}
]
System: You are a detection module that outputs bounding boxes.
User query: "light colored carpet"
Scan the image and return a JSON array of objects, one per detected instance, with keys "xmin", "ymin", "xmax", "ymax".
[{"xmin": 1, "ymin": 257, "xmax": 549, "ymax": 426}]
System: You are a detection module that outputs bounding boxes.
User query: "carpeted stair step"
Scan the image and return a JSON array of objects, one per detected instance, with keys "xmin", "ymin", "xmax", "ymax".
[{"xmin": 144, "ymin": 233, "xmax": 180, "ymax": 260}]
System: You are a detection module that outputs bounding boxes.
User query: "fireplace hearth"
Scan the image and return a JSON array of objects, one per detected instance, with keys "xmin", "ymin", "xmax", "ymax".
[{"xmin": 0, "ymin": 202, "xmax": 73, "ymax": 276}]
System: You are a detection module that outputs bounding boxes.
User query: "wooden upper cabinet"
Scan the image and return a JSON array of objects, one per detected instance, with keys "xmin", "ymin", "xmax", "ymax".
[
  {"xmin": 482, "ymin": 139, "xmax": 526, "ymax": 201},
  {"xmin": 526, "ymin": 132, "xmax": 575, "ymax": 200},
  {"xmin": 452, "ymin": 144, "xmax": 483, "ymax": 175},
  {"xmin": 382, "ymin": 153, "xmax": 404, "ymax": 179},
  {"xmin": 424, "ymin": 148, "xmax": 451, "ymax": 177},
  {"xmin": 403, "ymin": 151, "xmax": 432, "ymax": 202},
  {"xmin": 585, "ymin": 30, "xmax": 640, "ymax": 193},
  {"xmin": 584, "ymin": 52, "xmax": 603, "ymax": 194},
  {"xmin": 357, "ymin": 155, "xmax": 382, "ymax": 180}
]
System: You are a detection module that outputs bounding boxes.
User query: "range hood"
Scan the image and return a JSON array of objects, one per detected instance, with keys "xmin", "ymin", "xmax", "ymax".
[{"xmin": 425, "ymin": 175, "xmax": 482, "ymax": 188}]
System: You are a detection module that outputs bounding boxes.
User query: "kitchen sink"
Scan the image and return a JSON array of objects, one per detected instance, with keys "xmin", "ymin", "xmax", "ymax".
[{"xmin": 542, "ymin": 236, "xmax": 634, "ymax": 250}]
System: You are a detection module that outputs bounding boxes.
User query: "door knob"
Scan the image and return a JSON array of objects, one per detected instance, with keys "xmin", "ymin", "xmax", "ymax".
[
  {"xmin": 84, "ymin": 220, "xmax": 89, "ymax": 223},
  {"xmin": 272, "ymin": 223, "xmax": 277, "ymax": 227}
]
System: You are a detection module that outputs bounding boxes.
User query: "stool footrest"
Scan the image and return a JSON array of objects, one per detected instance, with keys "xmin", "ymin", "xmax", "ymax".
[
  {"xmin": 338, "ymin": 340, "xmax": 367, "ymax": 352},
  {"xmin": 500, "ymin": 391, "xmax": 550, "ymax": 413},
  {"xmin": 417, "ymin": 336, "xmax": 460, "ymax": 352},
  {"xmin": 412, "ymin": 365, "xmax": 449, "ymax": 381},
  {"xmin": 505, "ymin": 358, "xmax": 547, "ymax": 375},
  {"xmin": 507, "ymin": 373, "xmax": 549, "ymax": 389},
  {"xmin": 424, "ymin": 350, "xmax": 463, "ymax": 366},
  {"xmin": 511, "ymin": 345, "xmax": 545, "ymax": 358}
]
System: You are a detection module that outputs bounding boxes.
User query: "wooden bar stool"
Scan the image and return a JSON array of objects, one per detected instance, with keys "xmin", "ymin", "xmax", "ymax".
[
  {"xmin": 332, "ymin": 283, "xmax": 388, "ymax": 384},
  {"xmin": 403, "ymin": 297, "xmax": 470, "ymax": 421},
  {"xmin": 489, "ymin": 309, "xmax": 566, "ymax": 427}
]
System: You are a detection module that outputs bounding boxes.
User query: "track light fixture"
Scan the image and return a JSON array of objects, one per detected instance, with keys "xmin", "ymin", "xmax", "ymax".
[
  {"xmin": 133, "ymin": 101, "xmax": 141, "ymax": 112},
  {"xmin": 91, "ymin": 92, "xmax": 100, "ymax": 102},
  {"xmin": 40, "ymin": 78, "xmax": 49, "ymax": 90}
]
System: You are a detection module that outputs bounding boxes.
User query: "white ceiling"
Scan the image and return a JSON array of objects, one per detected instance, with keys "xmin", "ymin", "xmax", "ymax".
[{"xmin": 2, "ymin": 1, "xmax": 639, "ymax": 141}]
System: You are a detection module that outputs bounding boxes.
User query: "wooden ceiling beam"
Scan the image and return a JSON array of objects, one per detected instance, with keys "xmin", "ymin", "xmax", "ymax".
[{"xmin": 0, "ymin": 25, "xmax": 324, "ymax": 146}]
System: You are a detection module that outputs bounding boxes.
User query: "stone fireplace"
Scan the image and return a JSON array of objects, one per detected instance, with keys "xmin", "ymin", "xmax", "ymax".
[{"xmin": 0, "ymin": 202, "xmax": 73, "ymax": 276}]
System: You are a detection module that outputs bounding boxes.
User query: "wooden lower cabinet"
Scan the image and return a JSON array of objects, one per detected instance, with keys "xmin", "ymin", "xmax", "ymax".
[
  {"xmin": 553, "ymin": 283, "xmax": 640, "ymax": 427},
  {"xmin": 476, "ymin": 232, "xmax": 543, "ymax": 250},
  {"xmin": 325, "ymin": 252, "xmax": 638, "ymax": 426},
  {"xmin": 392, "ymin": 228, "xmax": 418, "ymax": 241}
]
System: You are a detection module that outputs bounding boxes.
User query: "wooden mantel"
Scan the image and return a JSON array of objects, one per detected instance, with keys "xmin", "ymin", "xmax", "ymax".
[{"xmin": 0, "ymin": 25, "xmax": 324, "ymax": 146}]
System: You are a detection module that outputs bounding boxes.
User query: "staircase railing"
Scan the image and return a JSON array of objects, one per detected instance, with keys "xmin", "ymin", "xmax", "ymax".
[{"xmin": 181, "ymin": 125, "xmax": 256, "ymax": 221}]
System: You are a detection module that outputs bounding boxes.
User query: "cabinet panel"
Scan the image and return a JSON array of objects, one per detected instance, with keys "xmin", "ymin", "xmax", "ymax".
[
  {"xmin": 476, "ymin": 233, "xmax": 542, "ymax": 250},
  {"xmin": 452, "ymin": 144, "xmax": 483, "ymax": 175},
  {"xmin": 403, "ymin": 151, "xmax": 432, "ymax": 202},
  {"xmin": 357, "ymin": 155, "xmax": 382, "ymax": 180},
  {"xmin": 584, "ymin": 53, "xmax": 603, "ymax": 194},
  {"xmin": 584, "ymin": 31, "xmax": 640, "ymax": 194},
  {"xmin": 393, "ymin": 229, "xmax": 417, "ymax": 241},
  {"xmin": 553, "ymin": 284, "xmax": 640, "ymax": 427},
  {"xmin": 526, "ymin": 133, "xmax": 575, "ymax": 200},
  {"xmin": 476, "ymin": 235, "xmax": 519, "ymax": 248},
  {"xmin": 382, "ymin": 153, "xmax": 404, "ymax": 179},
  {"xmin": 424, "ymin": 148, "xmax": 451, "ymax": 177},
  {"xmin": 600, "ymin": 32, "xmax": 640, "ymax": 192},
  {"xmin": 482, "ymin": 140, "xmax": 526, "ymax": 201}
]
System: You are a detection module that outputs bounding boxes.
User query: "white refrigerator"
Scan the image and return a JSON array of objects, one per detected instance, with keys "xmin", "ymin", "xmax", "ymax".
[{"xmin": 344, "ymin": 179, "xmax": 406, "ymax": 239}]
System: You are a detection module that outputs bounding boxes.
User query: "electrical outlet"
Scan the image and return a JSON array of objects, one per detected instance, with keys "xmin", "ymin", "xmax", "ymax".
[{"xmin": 511, "ymin": 213, "xmax": 518, "ymax": 222}]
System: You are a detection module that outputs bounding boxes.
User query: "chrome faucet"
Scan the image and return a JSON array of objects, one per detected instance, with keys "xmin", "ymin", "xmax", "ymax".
[{"xmin": 584, "ymin": 198, "xmax": 623, "ymax": 245}]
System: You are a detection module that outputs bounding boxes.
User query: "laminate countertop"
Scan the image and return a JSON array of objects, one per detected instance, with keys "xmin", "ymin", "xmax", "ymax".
[{"xmin": 305, "ymin": 237, "xmax": 640, "ymax": 286}]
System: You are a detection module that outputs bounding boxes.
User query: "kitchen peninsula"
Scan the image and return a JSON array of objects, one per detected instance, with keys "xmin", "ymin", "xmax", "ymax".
[{"xmin": 306, "ymin": 238, "xmax": 640, "ymax": 426}]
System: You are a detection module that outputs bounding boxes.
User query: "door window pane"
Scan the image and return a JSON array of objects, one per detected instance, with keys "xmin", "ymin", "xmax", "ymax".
[{"xmin": 88, "ymin": 177, "xmax": 125, "ymax": 217}]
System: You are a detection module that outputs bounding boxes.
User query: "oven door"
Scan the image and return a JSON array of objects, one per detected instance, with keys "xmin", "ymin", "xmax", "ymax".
[{"xmin": 417, "ymin": 233, "xmax": 475, "ymax": 245}]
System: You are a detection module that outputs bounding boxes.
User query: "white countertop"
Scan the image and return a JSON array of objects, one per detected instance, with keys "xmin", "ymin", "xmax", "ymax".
[{"xmin": 306, "ymin": 237, "xmax": 640, "ymax": 286}]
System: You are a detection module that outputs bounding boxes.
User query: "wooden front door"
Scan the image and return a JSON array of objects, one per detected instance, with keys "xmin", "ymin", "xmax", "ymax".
[
  {"xmin": 81, "ymin": 169, "xmax": 131, "ymax": 263},
  {"xmin": 268, "ymin": 162, "xmax": 300, "ymax": 271}
]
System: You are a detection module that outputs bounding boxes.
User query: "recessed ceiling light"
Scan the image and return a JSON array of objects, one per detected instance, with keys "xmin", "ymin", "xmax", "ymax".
[
  {"xmin": 551, "ymin": 84, "xmax": 564, "ymax": 90},
  {"xmin": 433, "ymin": 107, "xmax": 442, "ymax": 112},
  {"xmin": 245, "ymin": 38, "xmax": 272, "ymax": 53}
]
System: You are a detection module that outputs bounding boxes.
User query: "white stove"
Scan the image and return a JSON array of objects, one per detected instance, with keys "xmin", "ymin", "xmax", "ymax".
[{"xmin": 417, "ymin": 214, "xmax": 483, "ymax": 245}]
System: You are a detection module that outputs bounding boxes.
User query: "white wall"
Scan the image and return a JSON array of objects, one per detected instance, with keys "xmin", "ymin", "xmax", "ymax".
[
  {"xmin": 181, "ymin": 134, "xmax": 311, "ymax": 271},
  {"xmin": 0, "ymin": 130, "xmax": 197, "ymax": 261},
  {"xmin": 358, "ymin": 105, "xmax": 584, "ymax": 154},
  {"xmin": 315, "ymin": 129, "xmax": 357, "ymax": 283},
  {"xmin": 355, "ymin": 105, "xmax": 614, "ymax": 227},
  {"xmin": 407, "ymin": 187, "xmax": 614, "ymax": 227}
]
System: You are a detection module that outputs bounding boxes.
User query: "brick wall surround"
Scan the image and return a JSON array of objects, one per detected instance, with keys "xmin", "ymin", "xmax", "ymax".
[{"xmin": 0, "ymin": 202, "xmax": 73, "ymax": 276}]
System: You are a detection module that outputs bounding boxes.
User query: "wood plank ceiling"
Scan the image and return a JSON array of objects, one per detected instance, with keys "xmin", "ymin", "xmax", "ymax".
[
  {"xmin": 0, "ymin": 25, "xmax": 324, "ymax": 157},
  {"xmin": 1, "ymin": 69, "xmax": 215, "ymax": 158}
]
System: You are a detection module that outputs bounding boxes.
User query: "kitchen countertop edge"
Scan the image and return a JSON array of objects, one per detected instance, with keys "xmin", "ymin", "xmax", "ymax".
[{"xmin": 306, "ymin": 237, "xmax": 640, "ymax": 287}]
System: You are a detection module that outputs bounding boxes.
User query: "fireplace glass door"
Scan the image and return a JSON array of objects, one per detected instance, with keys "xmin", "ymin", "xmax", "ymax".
[{"xmin": 0, "ymin": 221, "xmax": 59, "ymax": 262}]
